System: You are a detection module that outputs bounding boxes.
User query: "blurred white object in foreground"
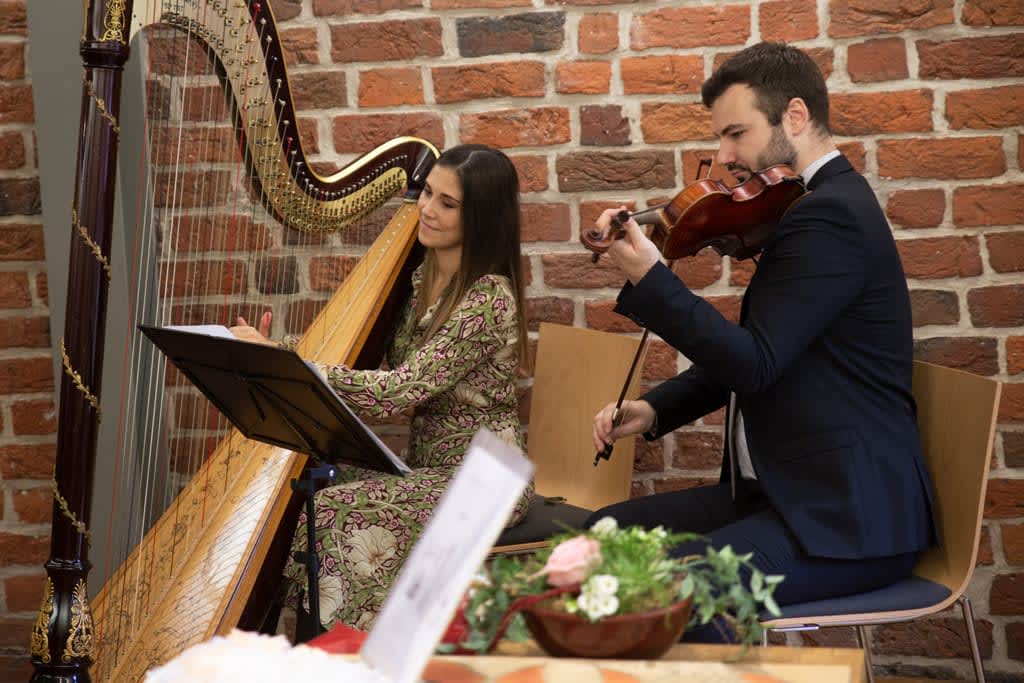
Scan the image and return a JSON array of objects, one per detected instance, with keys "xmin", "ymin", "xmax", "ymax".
[{"xmin": 144, "ymin": 630, "xmax": 390, "ymax": 683}]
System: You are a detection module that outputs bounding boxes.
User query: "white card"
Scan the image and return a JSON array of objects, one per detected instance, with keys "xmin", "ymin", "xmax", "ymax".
[{"xmin": 359, "ymin": 428, "xmax": 534, "ymax": 683}]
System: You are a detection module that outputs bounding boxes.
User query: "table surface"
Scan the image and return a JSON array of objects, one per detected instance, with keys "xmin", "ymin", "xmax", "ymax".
[{"xmin": 416, "ymin": 642, "xmax": 865, "ymax": 683}]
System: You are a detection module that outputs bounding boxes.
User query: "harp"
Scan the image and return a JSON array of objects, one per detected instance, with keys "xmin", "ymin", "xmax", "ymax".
[{"xmin": 29, "ymin": 1, "xmax": 438, "ymax": 680}]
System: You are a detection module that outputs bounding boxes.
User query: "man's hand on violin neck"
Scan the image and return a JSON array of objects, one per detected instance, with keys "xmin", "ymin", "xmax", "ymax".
[{"xmin": 599, "ymin": 208, "xmax": 661, "ymax": 284}]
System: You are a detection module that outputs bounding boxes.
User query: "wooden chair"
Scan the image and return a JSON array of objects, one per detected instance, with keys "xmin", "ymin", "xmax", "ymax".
[
  {"xmin": 761, "ymin": 361, "xmax": 1001, "ymax": 683},
  {"xmin": 491, "ymin": 322, "xmax": 646, "ymax": 555}
]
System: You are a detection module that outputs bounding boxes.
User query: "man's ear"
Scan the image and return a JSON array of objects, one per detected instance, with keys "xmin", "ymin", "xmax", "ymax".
[{"xmin": 784, "ymin": 97, "xmax": 811, "ymax": 137}]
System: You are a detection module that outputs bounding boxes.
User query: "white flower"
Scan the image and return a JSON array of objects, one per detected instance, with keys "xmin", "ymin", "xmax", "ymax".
[
  {"xmin": 577, "ymin": 573, "xmax": 620, "ymax": 620},
  {"xmin": 346, "ymin": 526, "xmax": 398, "ymax": 577},
  {"xmin": 590, "ymin": 516, "xmax": 619, "ymax": 536},
  {"xmin": 587, "ymin": 574, "xmax": 619, "ymax": 598},
  {"xmin": 649, "ymin": 525, "xmax": 668, "ymax": 541}
]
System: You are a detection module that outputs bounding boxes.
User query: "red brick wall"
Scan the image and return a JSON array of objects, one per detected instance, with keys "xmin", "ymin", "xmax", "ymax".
[{"xmin": 2, "ymin": 0, "xmax": 1023, "ymax": 680}]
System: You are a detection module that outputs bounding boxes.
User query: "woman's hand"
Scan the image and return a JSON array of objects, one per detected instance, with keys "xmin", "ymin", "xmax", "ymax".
[
  {"xmin": 592, "ymin": 399, "xmax": 656, "ymax": 452},
  {"xmin": 229, "ymin": 311, "xmax": 276, "ymax": 346},
  {"xmin": 595, "ymin": 207, "xmax": 662, "ymax": 285}
]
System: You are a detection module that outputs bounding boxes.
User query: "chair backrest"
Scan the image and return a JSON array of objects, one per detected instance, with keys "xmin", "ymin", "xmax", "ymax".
[
  {"xmin": 911, "ymin": 361, "xmax": 1001, "ymax": 597},
  {"xmin": 526, "ymin": 323, "xmax": 646, "ymax": 511}
]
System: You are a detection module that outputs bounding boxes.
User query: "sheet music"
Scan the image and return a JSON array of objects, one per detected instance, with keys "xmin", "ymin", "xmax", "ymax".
[
  {"xmin": 164, "ymin": 324, "xmax": 235, "ymax": 339},
  {"xmin": 359, "ymin": 429, "xmax": 534, "ymax": 683}
]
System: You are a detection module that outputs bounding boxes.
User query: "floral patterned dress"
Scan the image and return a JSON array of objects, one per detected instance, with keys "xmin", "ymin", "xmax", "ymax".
[{"xmin": 282, "ymin": 266, "xmax": 532, "ymax": 630}]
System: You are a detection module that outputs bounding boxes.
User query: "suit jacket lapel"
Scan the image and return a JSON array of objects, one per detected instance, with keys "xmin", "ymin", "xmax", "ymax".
[{"xmin": 805, "ymin": 154, "xmax": 853, "ymax": 191}]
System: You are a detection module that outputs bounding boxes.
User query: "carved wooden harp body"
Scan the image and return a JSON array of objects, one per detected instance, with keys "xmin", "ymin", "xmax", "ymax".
[{"xmin": 31, "ymin": 2, "xmax": 437, "ymax": 680}]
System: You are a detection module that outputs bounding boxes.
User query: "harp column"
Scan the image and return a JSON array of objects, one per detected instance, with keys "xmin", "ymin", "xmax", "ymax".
[{"xmin": 30, "ymin": 1, "xmax": 135, "ymax": 681}]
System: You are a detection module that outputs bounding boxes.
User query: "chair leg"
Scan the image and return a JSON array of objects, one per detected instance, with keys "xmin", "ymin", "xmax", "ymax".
[
  {"xmin": 856, "ymin": 625, "xmax": 875, "ymax": 683},
  {"xmin": 958, "ymin": 595, "xmax": 987, "ymax": 683},
  {"xmin": 761, "ymin": 628, "xmax": 769, "ymax": 647}
]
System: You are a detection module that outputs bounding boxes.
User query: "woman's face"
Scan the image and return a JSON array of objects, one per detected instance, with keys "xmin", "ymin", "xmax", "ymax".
[{"xmin": 417, "ymin": 164, "xmax": 464, "ymax": 253}]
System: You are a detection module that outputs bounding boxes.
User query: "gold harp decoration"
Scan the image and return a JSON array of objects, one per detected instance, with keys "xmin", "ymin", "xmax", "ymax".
[
  {"xmin": 71, "ymin": 208, "xmax": 112, "ymax": 283},
  {"xmin": 60, "ymin": 337, "xmax": 101, "ymax": 417},
  {"xmin": 30, "ymin": 577, "xmax": 54, "ymax": 663},
  {"xmin": 101, "ymin": 0, "xmax": 128, "ymax": 43},
  {"xmin": 62, "ymin": 580, "xmax": 95, "ymax": 663},
  {"xmin": 85, "ymin": 78, "xmax": 121, "ymax": 135}
]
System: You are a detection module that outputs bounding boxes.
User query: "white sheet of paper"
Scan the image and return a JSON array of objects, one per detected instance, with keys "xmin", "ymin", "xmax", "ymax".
[
  {"xmin": 359, "ymin": 428, "xmax": 534, "ymax": 683},
  {"xmin": 164, "ymin": 323, "xmax": 235, "ymax": 339}
]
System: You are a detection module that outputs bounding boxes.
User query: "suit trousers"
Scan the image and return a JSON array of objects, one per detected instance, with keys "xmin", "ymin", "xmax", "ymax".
[{"xmin": 585, "ymin": 481, "xmax": 918, "ymax": 642}]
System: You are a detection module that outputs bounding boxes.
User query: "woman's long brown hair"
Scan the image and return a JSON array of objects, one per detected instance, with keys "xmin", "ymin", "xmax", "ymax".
[{"xmin": 416, "ymin": 144, "xmax": 530, "ymax": 369}]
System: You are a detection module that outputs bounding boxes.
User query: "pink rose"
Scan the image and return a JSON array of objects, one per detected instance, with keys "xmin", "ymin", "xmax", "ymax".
[{"xmin": 541, "ymin": 535, "xmax": 602, "ymax": 587}]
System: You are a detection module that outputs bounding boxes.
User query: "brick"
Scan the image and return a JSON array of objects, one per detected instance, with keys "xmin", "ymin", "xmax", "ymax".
[
  {"xmin": 630, "ymin": 5, "xmax": 750, "ymax": 50},
  {"xmin": 829, "ymin": 0, "xmax": 953, "ymax": 38},
  {"xmin": 878, "ymin": 137, "xmax": 1005, "ymax": 180},
  {"xmin": 987, "ymin": 232, "xmax": 1024, "ymax": 274},
  {"xmin": 0, "ymin": 41, "xmax": 25, "ymax": 80},
  {"xmin": 759, "ymin": 0, "xmax": 819, "ymax": 41},
  {"xmin": 652, "ymin": 475, "xmax": 717, "ymax": 494},
  {"xmin": 0, "ymin": 0, "xmax": 26, "ymax": 35},
  {"xmin": 330, "ymin": 19, "xmax": 442, "ymax": 62},
  {"xmin": 798, "ymin": 628, "xmax": 858, "ymax": 648},
  {"xmin": 1009, "ymin": 336, "xmax": 1024, "ymax": 375},
  {"xmin": 0, "ymin": 532, "xmax": 49, "ymax": 567},
  {"xmin": 177, "ymin": 85, "xmax": 229, "ymax": 123},
  {"xmin": 978, "ymin": 526, "xmax": 994, "ymax": 565},
  {"xmin": 1004, "ymin": 524, "xmax": 1024, "ymax": 565},
  {"xmin": 0, "ymin": 315, "xmax": 48, "ymax": 349},
  {"xmin": 909, "ymin": 290, "xmax": 959, "ymax": 327},
  {"xmin": 991, "ymin": 572, "xmax": 1024, "ymax": 615},
  {"xmin": 556, "ymin": 151, "xmax": 675, "ymax": 193},
  {"xmin": 634, "ymin": 437, "xmax": 666, "ymax": 473},
  {"xmin": 963, "ymin": 0, "xmax": 1024, "ymax": 26},
  {"xmin": 621, "ymin": 55, "xmax": 703, "ymax": 95},
  {"xmin": 1009, "ymin": 621, "xmax": 1024, "ymax": 661},
  {"xmin": 0, "ymin": 177, "xmax": 41, "ymax": 216},
  {"xmin": 579, "ymin": 200, "xmax": 638, "ymax": 236},
  {"xmin": 1005, "ymin": 431, "xmax": 1024, "ymax": 468},
  {"xmin": 918, "ymin": 35, "xmax": 1024, "ymax": 79},
  {"xmin": 434, "ymin": 0, "xmax": 531, "ymax": 6},
  {"xmin": 580, "ymin": 105, "xmax": 630, "ymax": 147},
  {"xmin": 296, "ymin": 116, "xmax": 319, "ymax": 156},
  {"xmin": 631, "ymin": 480, "xmax": 652, "ymax": 498},
  {"xmin": 912, "ymin": 337, "xmax": 998, "ymax": 376},
  {"xmin": 314, "ymin": 0, "xmax": 421, "ymax": 15},
  {"xmin": 0, "ymin": 131, "xmax": 25, "ymax": 169},
  {"xmin": 0, "ymin": 270, "xmax": 30, "ymax": 307},
  {"xmin": 0, "ymin": 443, "xmax": 55, "ymax": 480},
  {"xmin": 432, "ymin": 62, "xmax": 545, "ymax": 104},
  {"xmin": 11, "ymin": 399, "xmax": 57, "ymax": 436},
  {"xmin": 268, "ymin": 0, "xmax": 302, "ymax": 20},
  {"xmin": 291, "ymin": 71, "xmax": 349, "ymax": 110},
  {"xmin": 986, "ymin": 479, "xmax": 1024, "ymax": 519},
  {"xmin": 169, "ymin": 214, "xmax": 272, "ymax": 254},
  {"xmin": 148, "ymin": 35, "xmax": 213, "ymax": 76},
  {"xmin": 729, "ymin": 257, "xmax": 757, "ymax": 287},
  {"xmin": 541, "ymin": 253, "xmax": 627, "ymax": 289},
  {"xmin": 555, "ymin": 61, "xmax": 611, "ymax": 95},
  {"xmin": 510, "ymin": 155, "xmax": 548, "ymax": 193},
  {"xmin": 35, "ymin": 273, "xmax": 46, "ymax": 305},
  {"xmin": 525, "ymin": 296, "xmax": 573, "ymax": 331},
  {"xmin": 847, "ymin": 37, "xmax": 909, "ymax": 83},
  {"xmin": 309, "ymin": 255, "xmax": 359, "ymax": 292},
  {"xmin": 579, "ymin": 13, "xmax": 617, "ymax": 54},
  {"xmin": 332, "ymin": 113, "xmax": 442, "ymax": 153},
  {"xmin": 357, "ymin": 67, "xmax": 422, "ymax": 108},
  {"xmin": 998, "ymin": 382, "xmax": 1024, "ymax": 423},
  {"xmin": 954, "ymin": 184, "xmax": 1024, "ymax": 227},
  {"xmin": 873, "ymin": 618, "xmax": 993, "ymax": 658},
  {"xmin": 456, "ymin": 12, "xmax": 565, "ymax": 58},
  {"xmin": 968, "ymin": 285, "xmax": 1024, "ymax": 328},
  {"xmin": 12, "ymin": 487, "xmax": 51, "ymax": 524},
  {"xmin": 279, "ymin": 27, "xmax": 320, "ymax": 66},
  {"xmin": 0, "ymin": 87, "xmax": 28, "ymax": 125},
  {"xmin": 641, "ymin": 103, "xmax": 713, "ymax": 143},
  {"xmin": 707, "ymin": 295, "xmax": 742, "ymax": 323},
  {"xmin": 642, "ymin": 340, "xmax": 678, "ymax": 381},
  {"xmin": 672, "ymin": 430, "xmax": 723, "ymax": 470},
  {"xmin": 671, "ymin": 249, "xmax": 724, "ymax": 290},
  {"xmin": 887, "ymin": 189, "xmax": 945, "ymax": 229},
  {"xmin": 837, "ymin": 141, "xmax": 866, "ymax": 173},
  {"xmin": 520, "ymin": 203, "xmax": 570, "ymax": 243},
  {"xmin": 585, "ymin": 300, "xmax": 642, "ymax": 334},
  {"xmin": 160, "ymin": 260, "xmax": 248, "ymax": 298},
  {"xmin": 173, "ymin": 392, "xmax": 224, "ymax": 432},
  {"xmin": 898, "ymin": 236, "xmax": 982, "ymax": 279},
  {"xmin": 3, "ymin": 574, "xmax": 45, "ymax": 612},
  {"xmin": 947, "ymin": 85, "xmax": 1024, "ymax": 130},
  {"xmin": 461, "ymin": 108, "xmax": 570, "ymax": 149},
  {"xmin": 831, "ymin": 90, "xmax": 933, "ymax": 135},
  {"xmin": 154, "ymin": 171, "xmax": 231, "ymax": 208}
]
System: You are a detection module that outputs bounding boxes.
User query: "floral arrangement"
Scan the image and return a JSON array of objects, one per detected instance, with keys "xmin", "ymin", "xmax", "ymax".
[{"xmin": 452, "ymin": 516, "xmax": 784, "ymax": 653}]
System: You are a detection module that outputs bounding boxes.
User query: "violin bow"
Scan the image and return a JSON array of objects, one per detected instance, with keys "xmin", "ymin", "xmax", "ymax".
[{"xmin": 593, "ymin": 328, "xmax": 650, "ymax": 466}]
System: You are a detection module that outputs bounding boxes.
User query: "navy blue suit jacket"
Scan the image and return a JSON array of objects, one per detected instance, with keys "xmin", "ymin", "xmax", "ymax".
[{"xmin": 614, "ymin": 155, "xmax": 936, "ymax": 560}]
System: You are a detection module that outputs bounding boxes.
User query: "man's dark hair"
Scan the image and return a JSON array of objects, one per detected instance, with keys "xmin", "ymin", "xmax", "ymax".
[{"xmin": 701, "ymin": 42, "xmax": 831, "ymax": 134}]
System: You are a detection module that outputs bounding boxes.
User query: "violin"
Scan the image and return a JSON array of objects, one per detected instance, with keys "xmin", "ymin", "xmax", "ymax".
[
  {"xmin": 581, "ymin": 164, "xmax": 806, "ymax": 262},
  {"xmin": 587, "ymin": 163, "xmax": 807, "ymax": 466}
]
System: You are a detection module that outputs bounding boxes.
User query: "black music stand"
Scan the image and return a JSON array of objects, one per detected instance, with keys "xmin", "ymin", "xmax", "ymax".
[
  {"xmin": 139, "ymin": 325, "xmax": 409, "ymax": 475},
  {"xmin": 141, "ymin": 324, "xmax": 410, "ymax": 634}
]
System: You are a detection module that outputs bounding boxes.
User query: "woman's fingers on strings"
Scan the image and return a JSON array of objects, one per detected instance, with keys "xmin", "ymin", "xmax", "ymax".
[{"xmin": 258, "ymin": 310, "xmax": 272, "ymax": 338}]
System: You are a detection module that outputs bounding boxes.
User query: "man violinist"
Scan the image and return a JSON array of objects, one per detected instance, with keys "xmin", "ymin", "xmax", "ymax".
[{"xmin": 589, "ymin": 42, "xmax": 936, "ymax": 630}]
